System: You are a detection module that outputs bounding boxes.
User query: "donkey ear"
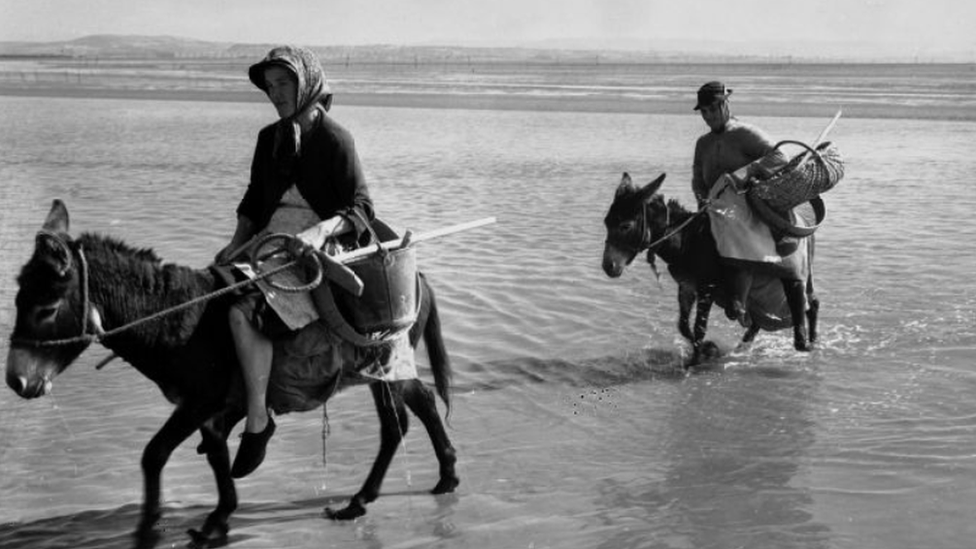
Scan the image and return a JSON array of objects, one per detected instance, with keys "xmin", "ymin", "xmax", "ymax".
[
  {"xmin": 35, "ymin": 232, "xmax": 71, "ymax": 274},
  {"xmin": 41, "ymin": 199, "xmax": 70, "ymax": 234},
  {"xmin": 615, "ymin": 172, "xmax": 636, "ymax": 198},
  {"xmin": 638, "ymin": 173, "xmax": 666, "ymax": 203}
]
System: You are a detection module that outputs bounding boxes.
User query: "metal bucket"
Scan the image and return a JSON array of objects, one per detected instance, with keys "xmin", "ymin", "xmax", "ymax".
[{"xmin": 336, "ymin": 219, "xmax": 418, "ymax": 334}]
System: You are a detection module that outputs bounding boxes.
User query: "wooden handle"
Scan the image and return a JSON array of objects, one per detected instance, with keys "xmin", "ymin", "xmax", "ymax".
[{"xmin": 314, "ymin": 251, "xmax": 365, "ymax": 296}]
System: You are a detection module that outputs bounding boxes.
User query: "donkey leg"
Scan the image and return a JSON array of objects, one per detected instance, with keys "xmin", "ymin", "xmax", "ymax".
[
  {"xmin": 805, "ymin": 236, "xmax": 819, "ymax": 345},
  {"xmin": 187, "ymin": 410, "xmax": 244, "ymax": 547},
  {"xmin": 781, "ymin": 279, "xmax": 811, "ymax": 351},
  {"xmin": 725, "ymin": 268, "xmax": 753, "ymax": 325},
  {"xmin": 692, "ymin": 291, "xmax": 715, "ymax": 343},
  {"xmin": 677, "ymin": 284, "xmax": 696, "ymax": 344},
  {"xmin": 326, "ymin": 381, "xmax": 409, "ymax": 520},
  {"xmin": 401, "ymin": 378, "xmax": 459, "ymax": 495},
  {"xmin": 687, "ymin": 290, "xmax": 716, "ymax": 364},
  {"xmin": 806, "ymin": 276, "xmax": 820, "ymax": 345},
  {"xmin": 137, "ymin": 406, "xmax": 208, "ymax": 545},
  {"xmin": 736, "ymin": 323, "xmax": 762, "ymax": 351}
]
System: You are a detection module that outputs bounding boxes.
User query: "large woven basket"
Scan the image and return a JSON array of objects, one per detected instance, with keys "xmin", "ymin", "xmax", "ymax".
[{"xmin": 749, "ymin": 140, "xmax": 844, "ymax": 210}]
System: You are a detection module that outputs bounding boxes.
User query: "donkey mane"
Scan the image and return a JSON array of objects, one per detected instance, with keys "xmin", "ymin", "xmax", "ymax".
[
  {"xmin": 82, "ymin": 232, "xmax": 164, "ymax": 264},
  {"xmin": 665, "ymin": 197, "xmax": 695, "ymax": 218},
  {"xmin": 78, "ymin": 232, "xmax": 216, "ymax": 348}
]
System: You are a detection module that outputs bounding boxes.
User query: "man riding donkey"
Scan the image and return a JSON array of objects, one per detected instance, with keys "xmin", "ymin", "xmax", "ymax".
[{"xmin": 690, "ymin": 81, "xmax": 842, "ymax": 333}]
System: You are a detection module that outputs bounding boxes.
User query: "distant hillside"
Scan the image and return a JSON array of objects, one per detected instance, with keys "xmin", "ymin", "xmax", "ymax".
[
  {"xmin": 0, "ymin": 34, "xmax": 674, "ymax": 63},
  {"xmin": 0, "ymin": 34, "xmax": 254, "ymax": 59},
  {"xmin": 0, "ymin": 34, "xmax": 971, "ymax": 63}
]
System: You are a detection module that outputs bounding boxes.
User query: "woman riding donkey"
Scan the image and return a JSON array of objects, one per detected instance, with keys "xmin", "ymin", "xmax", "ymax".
[{"xmin": 214, "ymin": 45, "xmax": 394, "ymax": 478}]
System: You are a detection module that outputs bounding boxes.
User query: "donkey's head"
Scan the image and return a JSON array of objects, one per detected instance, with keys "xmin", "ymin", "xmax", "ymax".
[
  {"xmin": 6, "ymin": 200, "xmax": 95, "ymax": 398},
  {"xmin": 602, "ymin": 172, "xmax": 667, "ymax": 278}
]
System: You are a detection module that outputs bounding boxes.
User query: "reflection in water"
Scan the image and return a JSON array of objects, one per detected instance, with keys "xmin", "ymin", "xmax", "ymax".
[
  {"xmin": 0, "ymin": 491, "xmax": 461, "ymax": 549},
  {"xmin": 594, "ymin": 366, "xmax": 833, "ymax": 549}
]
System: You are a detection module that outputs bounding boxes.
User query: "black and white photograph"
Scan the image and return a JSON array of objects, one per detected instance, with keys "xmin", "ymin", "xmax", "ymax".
[{"xmin": 1, "ymin": 1, "xmax": 974, "ymax": 548}]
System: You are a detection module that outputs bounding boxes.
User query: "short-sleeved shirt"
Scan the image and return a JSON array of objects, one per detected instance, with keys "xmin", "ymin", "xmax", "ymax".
[{"xmin": 692, "ymin": 118, "xmax": 782, "ymax": 206}]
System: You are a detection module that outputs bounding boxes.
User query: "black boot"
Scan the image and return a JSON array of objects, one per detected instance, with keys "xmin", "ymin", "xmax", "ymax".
[{"xmin": 231, "ymin": 415, "xmax": 276, "ymax": 478}]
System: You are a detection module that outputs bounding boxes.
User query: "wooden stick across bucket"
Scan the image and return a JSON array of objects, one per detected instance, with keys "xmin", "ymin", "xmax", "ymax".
[
  {"xmin": 318, "ymin": 217, "xmax": 497, "ymax": 296},
  {"xmin": 335, "ymin": 217, "xmax": 497, "ymax": 264}
]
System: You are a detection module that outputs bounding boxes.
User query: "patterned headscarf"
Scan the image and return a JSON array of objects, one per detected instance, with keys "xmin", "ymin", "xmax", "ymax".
[{"xmin": 248, "ymin": 45, "xmax": 333, "ymax": 167}]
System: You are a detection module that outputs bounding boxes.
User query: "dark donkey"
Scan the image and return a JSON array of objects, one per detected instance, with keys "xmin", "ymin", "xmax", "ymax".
[
  {"xmin": 5, "ymin": 200, "xmax": 459, "ymax": 547},
  {"xmin": 602, "ymin": 173, "xmax": 818, "ymax": 364}
]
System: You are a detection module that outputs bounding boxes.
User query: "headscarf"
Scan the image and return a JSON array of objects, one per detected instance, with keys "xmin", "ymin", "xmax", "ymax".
[{"xmin": 248, "ymin": 45, "xmax": 333, "ymax": 168}]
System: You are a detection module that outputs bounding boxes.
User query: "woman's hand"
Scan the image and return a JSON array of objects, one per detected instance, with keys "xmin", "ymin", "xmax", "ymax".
[
  {"xmin": 215, "ymin": 216, "xmax": 256, "ymax": 265},
  {"xmin": 285, "ymin": 234, "xmax": 316, "ymax": 259},
  {"xmin": 215, "ymin": 241, "xmax": 246, "ymax": 264},
  {"xmin": 294, "ymin": 216, "xmax": 351, "ymax": 252}
]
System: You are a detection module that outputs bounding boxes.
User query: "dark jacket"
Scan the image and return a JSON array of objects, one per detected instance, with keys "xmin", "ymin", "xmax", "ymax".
[{"xmin": 236, "ymin": 112, "xmax": 374, "ymax": 241}]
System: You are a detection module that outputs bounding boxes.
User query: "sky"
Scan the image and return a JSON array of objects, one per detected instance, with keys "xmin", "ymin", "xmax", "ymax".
[{"xmin": 1, "ymin": 0, "xmax": 974, "ymax": 58}]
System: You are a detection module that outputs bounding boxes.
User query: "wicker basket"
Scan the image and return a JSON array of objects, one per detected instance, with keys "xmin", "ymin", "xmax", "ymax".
[{"xmin": 749, "ymin": 140, "xmax": 844, "ymax": 210}]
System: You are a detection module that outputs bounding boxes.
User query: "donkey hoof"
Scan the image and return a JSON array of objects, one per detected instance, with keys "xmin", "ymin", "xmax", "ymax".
[
  {"xmin": 724, "ymin": 300, "xmax": 743, "ymax": 321},
  {"xmin": 187, "ymin": 514, "xmax": 230, "ymax": 548},
  {"xmin": 432, "ymin": 475, "xmax": 460, "ymax": 495},
  {"xmin": 187, "ymin": 526, "xmax": 229, "ymax": 548},
  {"xmin": 700, "ymin": 340, "xmax": 722, "ymax": 359},
  {"xmin": 725, "ymin": 300, "xmax": 749, "ymax": 324},
  {"xmin": 133, "ymin": 527, "xmax": 160, "ymax": 549},
  {"xmin": 325, "ymin": 501, "xmax": 367, "ymax": 521},
  {"xmin": 794, "ymin": 341, "xmax": 813, "ymax": 352}
]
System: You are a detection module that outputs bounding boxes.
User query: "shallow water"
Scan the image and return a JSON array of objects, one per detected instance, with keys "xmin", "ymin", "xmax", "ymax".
[{"xmin": 1, "ymin": 93, "xmax": 975, "ymax": 549}]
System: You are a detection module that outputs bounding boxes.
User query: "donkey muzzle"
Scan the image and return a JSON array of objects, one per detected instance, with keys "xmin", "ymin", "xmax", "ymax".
[{"xmin": 5, "ymin": 347, "xmax": 54, "ymax": 398}]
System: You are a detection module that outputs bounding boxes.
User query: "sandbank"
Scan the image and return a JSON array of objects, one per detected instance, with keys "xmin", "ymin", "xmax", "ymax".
[{"xmin": 0, "ymin": 85, "xmax": 970, "ymax": 122}]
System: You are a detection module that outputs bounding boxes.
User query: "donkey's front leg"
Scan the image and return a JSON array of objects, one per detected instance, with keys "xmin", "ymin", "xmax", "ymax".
[
  {"xmin": 136, "ymin": 406, "xmax": 208, "ymax": 546},
  {"xmin": 689, "ymin": 288, "xmax": 718, "ymax": 363},
  {"xmin": 676, "ymin": 283, "xmax": 696, "ymax": 344},
  {"xmin": 188, "ymin": 410, "xmax": 244, "ymax": 548}
]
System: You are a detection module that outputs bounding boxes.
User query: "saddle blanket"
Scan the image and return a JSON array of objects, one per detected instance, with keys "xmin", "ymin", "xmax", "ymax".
[
  {"xmin": 209, "ymin": 262, "xmax": 418, "ymax": 414},
  {"xmin": 268, "ymin": 323, "xmax": 418, "ymax": 414}
]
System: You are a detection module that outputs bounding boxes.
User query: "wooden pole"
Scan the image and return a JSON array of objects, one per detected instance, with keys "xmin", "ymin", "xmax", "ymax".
[
  {"xmin": 224, "ymin": 217, "xmax": 496, "ymax": 297},
  {"xmin": 332, "ymin": 216, "xmax": 497, "ymax": 264},
  {"xmin": 813, "ymin": 109, "xmax": 843, "ymax": 148},
  {"xmin": 797, "ymin": 109, "xmax": 843, "ymax": 164}
]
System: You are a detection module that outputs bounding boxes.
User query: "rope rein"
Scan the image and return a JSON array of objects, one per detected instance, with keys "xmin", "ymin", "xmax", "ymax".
[
  {"xmin": 642, "ymin": 204, "xmax": 708, "ymax": 253},
  {"xmin": 607, "ymin": 198, "xmax": 710, "ymax": 257},
  {"xmin": 11, "ymin": 234, "xmax": 322, "ymax": 349}
]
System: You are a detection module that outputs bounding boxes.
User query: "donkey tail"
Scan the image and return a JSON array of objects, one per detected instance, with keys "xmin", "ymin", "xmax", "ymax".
[{"xmin": 412, "ymin": 272, "xmax": 452, "ymax": 417}]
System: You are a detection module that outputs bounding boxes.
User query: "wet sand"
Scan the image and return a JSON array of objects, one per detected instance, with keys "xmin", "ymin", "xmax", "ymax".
[{"xmin": 0, "ymin": 85, "xmax": 969, "ymax": 122}]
